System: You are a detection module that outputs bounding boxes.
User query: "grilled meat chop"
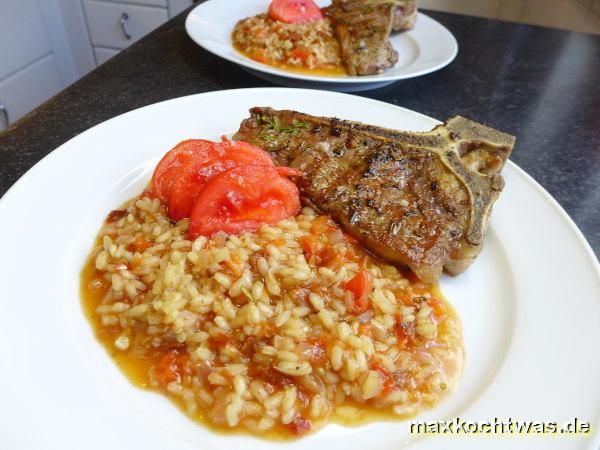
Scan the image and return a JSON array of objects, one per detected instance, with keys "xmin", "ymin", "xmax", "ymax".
[
  {"xmin": 392, "ymin": 0, "xmax": 417, "ymax": 31},
  {"xmin": 324, "ymin": 0, "xmax": 399, "ymax": 75},
  {"xmin": 234, "ymin": 107, "xmax": 515, "ymax": 283}
]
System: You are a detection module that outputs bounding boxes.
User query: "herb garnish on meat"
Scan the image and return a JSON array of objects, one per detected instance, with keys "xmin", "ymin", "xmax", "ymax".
[{"xmin": 258, "ymin": 114, "xmax": 308, "ymax": 141}]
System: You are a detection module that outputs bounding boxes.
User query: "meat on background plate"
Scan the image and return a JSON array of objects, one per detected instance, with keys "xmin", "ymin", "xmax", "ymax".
[{"xmin": 324, "ymin": 0, "xmax": 418, "ymax": 75}]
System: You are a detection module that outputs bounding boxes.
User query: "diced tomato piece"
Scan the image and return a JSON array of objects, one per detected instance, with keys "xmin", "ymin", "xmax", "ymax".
[
  {"xmin": 150, "ymin": 350, "xmax": 187, "ymax": 388},
  {"xmin": 395, "ymin": 291, "xmax": 413, "ymax": 306},
  {"xmin": 344, "ymin": 250, "xmax": 360, "ymax": 262},
  {"xmin": 150, "ymin": 140, "xmax": 216, "ymax": 205},
  {"xmin": 358, "ymin": 323, "xmax": 372, "ymax": 336},
  {"xmin": 300, "ymin": 235, "xmax": 324, "ymax": 259},
  {"xmin": 301, "ymin": 338, "xmax": 327, "ymax": 363},
  {"xmin": 269, "ymin": 238, "xmax": 287, "ymax": 246},
  {"xmin": 383, "ymin": 376, "xmax": 396, "ymax": 393},
  {"xmin": 209, "ymin": 333, "xmax": 231, "ymax": 347},
  {"xmin": 224, "ymin": 263, "xmax": 243, "ymax": 278},
  {"xmin": 311, "ymin": 216, "xmax": 336, "ymax": 234},
  {"xmin": 254, "ymin": 27, "xmax": 268, "ymax": 39},
  {"xmin": 168, "ymin": 139, "xmax": 275, "ymax": 220},
  {"xmin": 188, "ymin": 165, "xmax": 300, "ymax": 238},
  {"xmin": 106, "ymin": 209, "xmax": 127, "ymax": 223},
  {"xmin": 428, "ymin": 297, "xmax": 446, "ymax": 317},
  {"xmin": 318, "ymin": 246, "xmax": 346, "ymax": 270},
  {"xmin": 370, "ymin": 361, "xmax": 395, "ymax": 393},
  {"xmin": 344, "ymin": 270, "xmax": 373, "ymax": 314},
  {"xmin": 395, "ymin": 316, "xmax": 407, "ymax": 341},
  {"xmin": 251, "ymin": 48, "xmax": 268, "ymax": 63},
  {"xmin": 268, "ymin": 0, "xmax": 323, "ymax": 23},
  {"xmin": 130, "ymin": 239, "xmax": 153, "ymax": 253},
  {"xmin": 353, "ymin": 295, "xmax": 370, "ymax": 315},
  {"xmin": 287, "ymin": 416, "xmax": 312, "ymax": 435},
  {"xmin": 291, "ymin": 47, "xmax": 312, "ymax": 61},
  {"xmin": 395, "ymin": 315, "xmax": 415, "ymax": 347}
]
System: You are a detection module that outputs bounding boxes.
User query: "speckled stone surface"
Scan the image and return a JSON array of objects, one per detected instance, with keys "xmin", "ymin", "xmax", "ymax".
[{"xmin": 1, "ymin": 8, "xmax": 599, "ymax": 257}]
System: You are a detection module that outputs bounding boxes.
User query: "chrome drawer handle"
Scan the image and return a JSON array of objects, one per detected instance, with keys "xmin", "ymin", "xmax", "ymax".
[
  {"xmin": 120, "ymin": 13, "xmax": 131, "ymax": 40},
  {"xmin": 0, "ymin": 102, "xmax": 8, "ymax": 129}
]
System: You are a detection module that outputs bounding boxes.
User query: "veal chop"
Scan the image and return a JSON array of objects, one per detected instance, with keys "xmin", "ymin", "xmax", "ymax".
[
  {"xmin": 324, "ymin": 0, "xmax": 399, "ymax": 75},
  {"xmin": 234, "ymin": 107, "xmax": 515, "ymax": 283}
]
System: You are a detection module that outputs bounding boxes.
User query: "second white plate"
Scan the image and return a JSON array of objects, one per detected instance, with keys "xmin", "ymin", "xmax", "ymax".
[{"xmin": 185, "ymin": 0, "xmax": 458, "ymax": 92}]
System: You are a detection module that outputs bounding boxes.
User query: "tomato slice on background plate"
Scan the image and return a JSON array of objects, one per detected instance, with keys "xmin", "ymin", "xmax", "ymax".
[
  {"xmin": 168, "ymin": 138, "xmax": 275, "ymax": 220},
  {"xmin": 189, "ymin": 165, "xmax": 301, "ymax": 238},
  {"xmin": 268, "ymin": 0, "xmax": 323, "ymax": 23}
]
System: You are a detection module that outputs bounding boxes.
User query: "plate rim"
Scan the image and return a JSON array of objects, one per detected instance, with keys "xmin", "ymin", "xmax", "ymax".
[{"xmin": 184, "ymin": 1, "xmax": 459, "ymax": 84}]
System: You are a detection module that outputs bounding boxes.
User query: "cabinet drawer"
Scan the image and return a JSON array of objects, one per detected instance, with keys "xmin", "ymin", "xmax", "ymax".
[
  {"xmin": 102, "ymin": 0, "xmax": 167, "ymax": 7},
  {"xmin": 94, "ymin": 47, "xmax": 121, "ymax": 65},
  {"xmin": 0, "ymin": 54, "xmax": 63, "ymax": 129},
  {"xmin": 0, "ymin": 0, "xmax": 52, "ymax": 80},
  {"xmin": 169, "ymin": 0, "xmax": 194, "ymax": 17},
  {"xmin": 83, "ymin": 0, "xmax": 168, "ymax": 50}
]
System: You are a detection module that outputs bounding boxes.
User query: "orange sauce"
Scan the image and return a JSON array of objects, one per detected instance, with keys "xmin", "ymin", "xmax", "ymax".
[
  {"xmin": 80, "ymin": 207, "xmax": 463, "ymax": 440},
  {"xmin": 233, "ymin": 44, "xmax": 347, "ymax": 78},
  {"xmin": 81, "ymin": 262, "xmax": 462, "ymax": 439}
]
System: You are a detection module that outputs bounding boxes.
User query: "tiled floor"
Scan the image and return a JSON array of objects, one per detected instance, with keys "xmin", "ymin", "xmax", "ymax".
[{"xmin": 419, "ymin": 0, "xmax": 600, "ymax": 34}]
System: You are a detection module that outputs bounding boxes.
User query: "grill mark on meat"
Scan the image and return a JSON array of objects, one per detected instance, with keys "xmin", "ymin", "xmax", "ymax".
[{"xmin": 234, "ymin": 107, "xmax": 515, "ymax": 283}]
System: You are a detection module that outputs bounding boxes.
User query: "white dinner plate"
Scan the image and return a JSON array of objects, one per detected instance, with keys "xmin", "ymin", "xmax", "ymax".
[
  {"xmin": 185, "ymin": 0, "xmax": 458, "ymax": 92},
  {"xmin": 0, "ymin": 88, "xmax": 599, "ymax": 450}
]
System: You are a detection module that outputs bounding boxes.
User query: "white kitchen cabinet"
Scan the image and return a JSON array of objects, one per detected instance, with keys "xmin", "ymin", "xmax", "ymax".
[
  {"xmin": 169, "ymin": 0, "xmax": 194, "ymax": 16},
  {"xmin": 102, "ymin": 0, "xmax": 168, "ymax": 7},
  {"xmin": 0, "ymin": 0, "xmax": 73, "ymax": 131},
  {"xmin": 0, "ymin": 0, "xmax": 192, "ymax": 131},
  {"xmin": 0, "ymin": 0, "xmax": 52, "ymax": 81},
  {"xmin": 84, "ymin": 0, "xmax": 193, "ymax": 65},
  {"xmin": 94, "ymin": 47, "xmax": 121, "ymax": 65},
  {"xmin": 0, "ymin": 54, "xmax": 63, "ymax": 126},
  {"xmin": 84, "ymin": 0, "xmax": 169, "ymax": 50}
]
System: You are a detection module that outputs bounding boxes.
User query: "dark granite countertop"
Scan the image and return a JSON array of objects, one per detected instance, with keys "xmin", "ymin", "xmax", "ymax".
[{"xmin": 1, "ymin": 8, "xmax": 599, "ymax": 257}]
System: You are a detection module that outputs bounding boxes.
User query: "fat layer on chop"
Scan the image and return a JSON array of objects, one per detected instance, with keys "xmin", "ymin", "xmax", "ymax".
[{"xmin": 234, "ymin": 107, "xmax": 515, "ymax": 283}]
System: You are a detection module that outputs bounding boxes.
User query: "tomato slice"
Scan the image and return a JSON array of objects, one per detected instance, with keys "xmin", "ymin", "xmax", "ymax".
[
  {"xmin": 168, "ymin": 138, "xmax": 275, "ymax": 220},
  {"xmin": 150, "ymin": 140, "xmax": 216, "ymax": 205},
  {"xmin": 268, "ymin": 0, "xmax": 323, "ymax": 23},
  {"xmin": 188, "ymin": 165, "xmax": 301, "ymax": 238}
]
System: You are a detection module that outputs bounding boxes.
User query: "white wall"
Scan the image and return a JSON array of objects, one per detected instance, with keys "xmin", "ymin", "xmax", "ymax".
[{"xmin": 420, "ymin": 0, "xmax": 600, "ymax": 34}]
